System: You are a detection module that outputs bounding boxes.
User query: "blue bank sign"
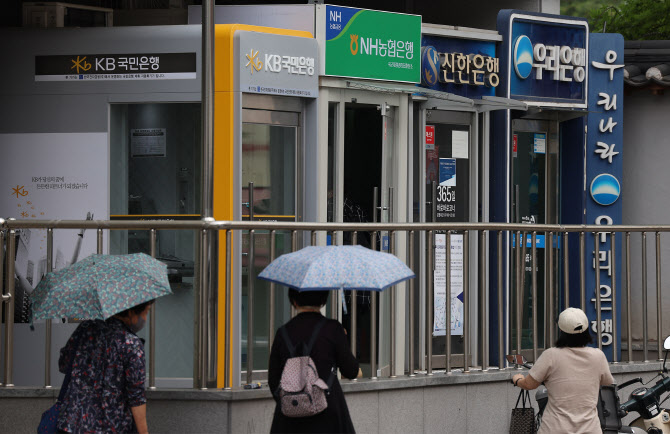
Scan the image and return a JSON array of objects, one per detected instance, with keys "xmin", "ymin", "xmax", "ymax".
[
  {"xmin": 584, "ymin": 33, "xmax": 624, "ymax": 361},
  {"xmin": 497, "ymin": 10, "xmax": 589, "ymax": 107},
  {"xmin": 419, "ymin": 35, "xmax": 498, "ymax": 99}
]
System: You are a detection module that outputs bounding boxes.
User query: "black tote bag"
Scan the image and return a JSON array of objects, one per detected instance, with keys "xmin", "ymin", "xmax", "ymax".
[{"xmin": 509, "ymin": 389, "xmax": 536, "ymax": 434}]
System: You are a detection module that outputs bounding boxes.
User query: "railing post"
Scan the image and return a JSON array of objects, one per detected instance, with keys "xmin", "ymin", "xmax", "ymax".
[
  {"xmin": 390, "ymin": 230, "xmax": 396, "ymax": 378},
  {"xmin": 199, "ymin": 227, "xmax": 209, "ymax": 389},
  {"xmin": 149, "ymin": 229, "xmax": 157, "ymax": 389},
  {"xmin": 514, "ymin": 231, "xmax": 526, "ymax": 354},
  {"xmin": 547, "ymin": 232, "xmax": 554, "ymax": 348},
  {"xmin": 0, "ymin": 228, "xmax": 4, "ymax": 387},
  {"xmin": 479, "ymin": 230, "xmax": 487, "ymax": 371},
  {"xmin": 426, "ymin": 230, "xmax": 434, "ymax": 376},
  {"xmin": 463, "ymin": 230, "xmax": 469, "ymax": 373},
  {"xmin": 656, "ymin": 232, "xmax": 662, "ymax": 361},
  {"xmin": 445, "ymin": 231, "xmax": 451, "ymax": 373},
  {"xmin": 642, "ymin": 232, "xmax": 648, "ymax": 362},
  {"xmin": 269, "ymin": 230, "xmax": 276, "ymax": 352},
  {"xmin": 625, "ymin": 232, "xmax": 633, "ymax": 362},
  {"xmin": 611, "ymin": 232, "xmax": 618, "ymax": 363},
  {"xmin": 580, "ymin": 231, "xmax": 586, "ymax": 311},
  {"xmin": 408, "ymin": 230, "xmax": 415, "ymax": 376},
  {"xmin": 224, "ymin": 229, "xmax": 233, "ymax": 389},
  {"xmin": 531, "ymin": 231, "xmax": 538, "ymax": 362},
  {"xmin": 4, "ymin": 229, "xmax": 16, "ymax": 387},
  {"xmin": 246, "ymin": 229, "xmax": 255, "ymax": 384},
  {"xmin": 351, "ymin": 231, "xmax": 358, "ymax": 365},
  {"xmin": 595, "ymin": 232, "xmax": 602, "ymax": 351},
  {"xmin": 370, "ymin": 291, "xmax": 378, "ymax": 379},
  {"xmin": 97, "ymin": 228, "xmax": 103, "ymax": 254},
  {"xmin": 497, "ymin": 230, "xmax": 504, "ymax": 370},
  {"xmin": 563, "ymin": 232, "xmax": 569, "ymax": 309},
  {"xmin": 45, "ymin": 228, "xmax": 54, "ymax": 388}
]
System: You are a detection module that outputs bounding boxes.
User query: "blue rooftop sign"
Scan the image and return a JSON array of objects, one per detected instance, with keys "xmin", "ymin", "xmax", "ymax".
[{"xmin": 497, "ymin": 10, "xmax": 589, "ymax": 107}]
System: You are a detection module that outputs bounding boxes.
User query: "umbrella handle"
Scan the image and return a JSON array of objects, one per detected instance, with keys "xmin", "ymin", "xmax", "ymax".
[{"xmin": 341, "ymin": 288, "xmax": 347, "ymax": 316}]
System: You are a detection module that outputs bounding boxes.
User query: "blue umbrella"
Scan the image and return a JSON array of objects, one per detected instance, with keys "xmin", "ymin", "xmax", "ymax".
[{"xmin": 257, "ymin": 245, "xmax": 415, "ymax": 291}]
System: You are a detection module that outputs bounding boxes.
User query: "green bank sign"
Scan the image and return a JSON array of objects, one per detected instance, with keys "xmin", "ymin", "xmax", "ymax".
[{"xmin": 324, "ymin": 5, "xmax": 421, "ymax": 83}]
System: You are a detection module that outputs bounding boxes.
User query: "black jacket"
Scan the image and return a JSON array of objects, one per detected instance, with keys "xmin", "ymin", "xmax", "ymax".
[{"xmin": 268, "ymin": 312, "xmax": 359, "ymax": 433}]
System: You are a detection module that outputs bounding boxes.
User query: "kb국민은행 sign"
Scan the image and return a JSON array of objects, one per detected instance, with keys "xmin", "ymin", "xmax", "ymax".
[
  {"xmin": 323, "ymin": 5, "xmax": 421, "ymax": 83},
  {"xmin": 35, "ymin": 52, "xmax": 196, "ymax": 81},
  {"xmin": 236, "ymin": 31, "xmax": 319, "ymax": 98}
]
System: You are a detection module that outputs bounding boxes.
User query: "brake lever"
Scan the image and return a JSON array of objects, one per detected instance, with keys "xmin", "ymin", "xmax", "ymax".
[{"xmin": 616, "ymin": 377, "xmax": 643, "ymax": 390}]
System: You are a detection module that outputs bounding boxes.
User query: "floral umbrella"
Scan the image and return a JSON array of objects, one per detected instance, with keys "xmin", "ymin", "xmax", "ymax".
[{"xmin": 30, "ymin": 253, "xmax": 172, "ymax": 321}]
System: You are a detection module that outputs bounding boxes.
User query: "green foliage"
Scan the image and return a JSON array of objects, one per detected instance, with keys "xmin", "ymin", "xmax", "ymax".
[
  {"xmin": 561, "ymin": 0, "xmax": 617, "ymax": 19},
  {"xmin": 589, "ymin": 0, "xmax": 670, "ymax": 39}
]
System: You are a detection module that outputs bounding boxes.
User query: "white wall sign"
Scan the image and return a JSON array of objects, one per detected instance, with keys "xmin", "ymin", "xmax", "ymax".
[
  {"xmin": 0, "ymin": 133, "xmax": 109, "ymax": 323},
  {"xmin": 433, "ymin": 233, "xmax": 464, "ymax": 336}
]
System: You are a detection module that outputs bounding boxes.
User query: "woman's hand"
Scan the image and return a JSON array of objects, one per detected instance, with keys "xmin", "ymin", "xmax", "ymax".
[
  {"xmin": 512, "ymin": 373, "xmax": 541, "ymax": 390},
  {"xmin": 512, "ymin": 373, "xmax": 525, "ymax": 387}
]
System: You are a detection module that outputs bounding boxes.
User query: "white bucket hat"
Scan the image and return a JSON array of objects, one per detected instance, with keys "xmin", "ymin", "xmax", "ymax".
[{"xmin": 558, "ymin": 307, "xmax": 589, "ymax": 334}]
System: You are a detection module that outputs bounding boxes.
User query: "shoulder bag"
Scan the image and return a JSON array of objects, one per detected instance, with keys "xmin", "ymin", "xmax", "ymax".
[{"xmin": 509, "ymin": 389, "xmax": 537, "ymax": 434}]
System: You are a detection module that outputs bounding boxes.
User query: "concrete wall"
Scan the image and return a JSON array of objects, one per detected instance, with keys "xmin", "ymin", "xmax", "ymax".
[
  {"xmin": 0, "ymin": 362, "xmax": 661, "ymax": 433},
  {"xmin": 622, "ymin": 91, "xmax": 670, "ymax": 343}
]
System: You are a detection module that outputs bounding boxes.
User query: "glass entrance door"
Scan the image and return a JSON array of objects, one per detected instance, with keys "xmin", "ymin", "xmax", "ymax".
[
  {"xmin": 425, "ymin": 110, "xmax": 472, "ymax": 368},
  {"xmin": 240, "ymin": 107, "xmax": 299, "ymax": 373},
  {"xmin": 511, "ymin": 119, "xmax": 559, "ymax": 354}
]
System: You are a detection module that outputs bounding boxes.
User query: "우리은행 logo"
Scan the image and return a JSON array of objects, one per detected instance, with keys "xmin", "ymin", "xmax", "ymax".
[
  {"xmin": 513, "ymin": 35, "xmax": 534, "ymax": 79},
  {"xmin": 590, "ymin": 174, "xmax": 620, "ymax": 206}
]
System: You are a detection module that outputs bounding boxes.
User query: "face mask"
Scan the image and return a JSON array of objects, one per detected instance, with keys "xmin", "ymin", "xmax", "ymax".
[{"xmin": 130, "ymin": 315, "xmax": 146, "ymax": 334}]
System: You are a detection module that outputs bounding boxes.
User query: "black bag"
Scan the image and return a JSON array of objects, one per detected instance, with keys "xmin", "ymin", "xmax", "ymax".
[
  {"xmin": 38, "ymin": 331, "xmax": 83, "ymax": 433},
  {"xmin": 509, "ymin": 389, "xmax": 536, "ymax": 434}
]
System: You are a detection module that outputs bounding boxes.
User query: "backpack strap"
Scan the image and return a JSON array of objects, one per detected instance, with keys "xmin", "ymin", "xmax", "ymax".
[
  {"xmin": 280, "ymin": 325, "xmax": 297, "ymax": 358},
  {"xmin": 304, "ymin": 317, "xmax": 328, "ymax": 356},
  {"xmin": 280, "ymin": 316, "xmax": 327, "ymax": 357}
]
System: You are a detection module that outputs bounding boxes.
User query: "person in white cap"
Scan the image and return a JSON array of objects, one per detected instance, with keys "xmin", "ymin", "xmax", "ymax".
[{"xmin": 512, "ymin": 307, "xmax": 614, "ymax": 434}]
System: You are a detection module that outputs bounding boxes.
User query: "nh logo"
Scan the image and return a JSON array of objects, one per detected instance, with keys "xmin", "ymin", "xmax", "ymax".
[{"xmin": 330, "ymin": 10, "xmax": 341, "ymax": 22}]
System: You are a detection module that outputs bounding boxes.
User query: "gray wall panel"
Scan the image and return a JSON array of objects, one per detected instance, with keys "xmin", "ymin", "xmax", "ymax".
[
  {"xmin": 622, "ymin": 92, "xmax": 670, "ymax": 342},
  {"xmin": 0, "ymin": 26, "xmax": 201, "ymax": 98}
]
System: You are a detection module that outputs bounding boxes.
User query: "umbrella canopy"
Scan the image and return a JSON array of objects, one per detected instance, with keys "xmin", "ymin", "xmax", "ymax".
[
  {"xmin": 30, "ymin": 253, "xmax": 172, "ymax": 321},
  {"xmin": 257, "ymin": 245, "xmax": 415, "ymax": 291}
]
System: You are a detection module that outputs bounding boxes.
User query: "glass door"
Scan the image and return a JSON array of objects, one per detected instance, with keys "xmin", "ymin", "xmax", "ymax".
[
  {"xmin": 510, "ymin": 119, "xmax": 559, "ymax": 356},
  {"xmin": 240, "ymin": 108, "xmax": 299, "ymax": 373},
  {"xmin": 424, "ymin": 110, "xmax": 472, "ymax": 369}
]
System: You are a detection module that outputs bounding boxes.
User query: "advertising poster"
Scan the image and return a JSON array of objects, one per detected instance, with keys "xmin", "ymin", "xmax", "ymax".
[
  {"xmin": 433, "ymin": 233, "xmax": 464, "ymax": 336},
  {"xmin": 0, "ymin": 133, "xmax": 109, "ymax": 323},
  {"xmin": 439, "ymin": 158, "xmax": 456, "ymax": 186}
]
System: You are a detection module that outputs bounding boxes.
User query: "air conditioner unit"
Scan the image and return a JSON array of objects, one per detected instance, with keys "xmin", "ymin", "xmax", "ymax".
[{"xmin": 23, "ymin": 2, "xmax": 113, "ymax": 28}]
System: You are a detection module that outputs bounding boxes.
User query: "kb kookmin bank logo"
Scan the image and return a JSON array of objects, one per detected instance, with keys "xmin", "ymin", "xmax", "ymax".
[{"xmin": 513, "ymin": 34, "xmax": 586, "ymax": 82}]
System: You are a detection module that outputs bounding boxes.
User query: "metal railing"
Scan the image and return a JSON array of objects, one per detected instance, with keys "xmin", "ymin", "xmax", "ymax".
[{"xmin": 1, "ymin": 218, "xmax": 669, "ymax": 389}]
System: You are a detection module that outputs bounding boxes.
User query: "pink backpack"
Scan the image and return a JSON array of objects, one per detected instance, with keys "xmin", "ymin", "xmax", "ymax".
[{"xmin": 277, "ymin": 318, "xmax": 335, "ymax": 418}]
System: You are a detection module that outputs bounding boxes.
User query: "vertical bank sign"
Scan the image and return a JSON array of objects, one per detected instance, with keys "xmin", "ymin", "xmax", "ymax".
[
  {"xmin": 585, "ymin": 33, "xmax": 624, "ymax": 361},
  {"xmin": 321, "ymin": 5, "xmax": 421, "ymax": 83},
  {"xmin": 497, "ymin": 10, "xmax": 588, "ymax": 106}
]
